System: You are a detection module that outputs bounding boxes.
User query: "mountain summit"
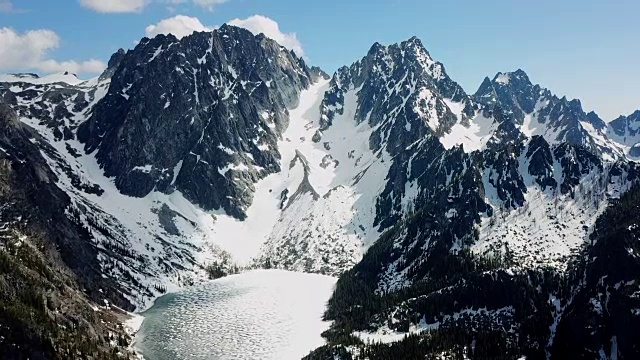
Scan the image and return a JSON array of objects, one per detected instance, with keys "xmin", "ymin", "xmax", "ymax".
[{"xmin": 78, "ymin": 25, "xmax": 319, "ymax": 219}]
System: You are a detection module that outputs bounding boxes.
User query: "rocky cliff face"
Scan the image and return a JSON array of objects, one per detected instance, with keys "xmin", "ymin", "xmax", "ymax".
[{"xmin": 78, "ymin": 24, "xmax": 319, "ymax": 219}]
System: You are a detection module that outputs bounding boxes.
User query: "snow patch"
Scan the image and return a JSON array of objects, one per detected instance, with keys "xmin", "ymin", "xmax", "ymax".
[
  {"xmin": 0, "ymin": 72, "xmax": 85, "ymax": 85},
  {"xmin": 440, "ymin": 113, "xmax": 497, "ymax": 152},
  {"xmin": 259, "ymin": 81, "xmax": 392, "ymax": 273},
  {"xmin": 495, "ymin": 73, "xmax": 511, "ymax": 85},
  {"xmin": 132, "ymin": 165, "xmax": 153, "ymax": 173},
  {"xmin": 474, "ymin": 157, "xmax": 622, "ymax": 271}
]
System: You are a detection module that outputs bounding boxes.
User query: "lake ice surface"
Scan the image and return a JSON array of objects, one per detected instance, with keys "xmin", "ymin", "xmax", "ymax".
[{"xmin": 136, "ymin": 270, "xmax": 337, "ymax": 360}]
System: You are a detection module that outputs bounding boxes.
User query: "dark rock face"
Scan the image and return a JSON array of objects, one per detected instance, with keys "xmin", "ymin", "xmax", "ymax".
[
  {"xmin": 553, "ymin": 142, "xmax": 603, "ymax": 195},
  {"xmin": 0, "ymin": 102, "xmax": 125, "ymax": 307},
  {"xmin": 318, "ymin": 37, "xmax": 479, "ymax": 231},
  {"xmin": 585, "ymin": 110, "xmax": 607, "ymax": 131},
  {"xmin": 610, "ymin": 110, "xmax": 640, "ymax": 139},
  {"xmin": 77, "ymin": 25, "xmax": 315, "ymax": 219},
  {"xmin": 99, "ymin": 48, "xmax": 126, "ymax": 81},
  {"xmin": 480, "ymin": 109, "xmax": 528, "ymax": 210},
  {"xmin": 526, "ymin": 135, "xmax": 557, "ymax": 190}
]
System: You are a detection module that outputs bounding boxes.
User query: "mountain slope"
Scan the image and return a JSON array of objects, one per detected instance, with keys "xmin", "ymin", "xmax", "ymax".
[
  {"xmin": 0, "ymin": 102, "xmax": 134, "ymax": 359},
  {"xmin": 258, "ymin": 37, "xmax": 479, "ymax": 274},
  {"xmin": 302, "ymin": 46, "xmax": 640, "ymax": 359},
  {"xmin": 0, "ymin": 24, "xmax": 325, "ymax": 310},
  {"xmin": 551, "ymin": 185, "xmax": 640, "ymax": 359}
]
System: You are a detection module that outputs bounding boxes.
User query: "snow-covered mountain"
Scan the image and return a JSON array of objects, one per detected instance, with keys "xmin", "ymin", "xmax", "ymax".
[
  {"xmin": 295, "ymin": 44, "xmax": 639, "ymax": 360},
  {"xmin": 261, "ymin": 37, "xmax": 477, "ymax": 274},
  {"xmin": 0, "ymin": 71, "xmax": 86, "ymax": 85},
  {"xmin": 609, "ymin": 110, "xmax": 640, "ymax": 158},
  {"xmin": 1, "ymin": 24, "xmax": 326, "ymax": 310},
  {"xmin": 1, "ymin": 25, "xmax": 640, "ymax": 359},
  {"xmin": 475, "ymin": 70, "xmax": 618, "ymax": 154}
]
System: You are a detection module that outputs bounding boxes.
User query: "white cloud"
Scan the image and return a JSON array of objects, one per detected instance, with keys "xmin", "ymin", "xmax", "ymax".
[
  {"xmin": 79, "ymin": 0, "xmax": 148, "ymax": 13},
  {"xmin": 162, "ymin": 0, "xmax": 227, "ymax": 11},
  {"xmin": 0, "ymin": 27, "xmax": 106, "ymax": 74},
  {"xmin": 37, "ymin": 59, "xmax": 107, "ymax": 74},
  {"xmin": 0, "ymin": 1, "xmax": 13, "ymax": 12},
  {"xmin": 228, "ymin": 15, "xmax": 304, "ymax": 57},
  {"xmin": 0, "ymin": 0, "xmax": 25, "ymax": 13},
  {"xmin": 79, "ymin": 0, "xmax": 229, "ymax": 13},
  {"xmin": 192, "ymin": 0, "xmax": 228, "ymax": 11},
  {"xmin": 144, "ymin": 14, "xmax": 305, "ymax": 56},
  {"xmin": 145, "ymin": 15, "xmax": 213, "ymax": 39}
]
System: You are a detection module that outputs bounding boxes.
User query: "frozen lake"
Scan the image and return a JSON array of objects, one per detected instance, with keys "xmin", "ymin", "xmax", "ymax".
[{"xmin": 135, "ymin": 270, "xmax": 337, "ymax": 360}]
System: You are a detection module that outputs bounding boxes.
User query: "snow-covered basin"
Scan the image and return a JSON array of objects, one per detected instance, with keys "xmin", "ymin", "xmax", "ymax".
[{"xmin": 134, "ymin": 270, "xmax": 336, "ymax": 360}]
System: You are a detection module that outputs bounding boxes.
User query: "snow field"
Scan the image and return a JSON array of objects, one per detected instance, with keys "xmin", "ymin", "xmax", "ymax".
[{"xmin": 136, "ymin": 270, "xmax": 337, "ymax": 360}]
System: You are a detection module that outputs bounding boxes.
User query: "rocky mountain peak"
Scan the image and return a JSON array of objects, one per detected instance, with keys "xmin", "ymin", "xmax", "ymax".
[
  {"xmin": 610, "ymin": 109, "xmax": 640, "ymax": 137},
  {"xmin": 319, "ymin": 36, "xmax": 475, "ymax": 142},
  {"xmin": 481, "ymin": 69, "xmax": 535, "ymax": 101},
  {"xmin": 99, "ymin": 48, "xmax": 127, "ymax": 81},
  {"xmin": 475, "ymin": 69, "xmax": 544, "ymax": 118},
  {"xmin": 473, "ymin": 69, "xmax": 614, "ymax": 153},
  {"xmin": 360, "ymin": 36, "xmax": 450, "ymax": 87},
  {"xmin": 366, "ymin": 41, "xmax": 385, "ymax": 56},
  {"xmin": 77, "ymin": 24, "xmax": 317, "ymax": 219},
  {"xmin": 399, "ymin": 36, "xmax": 434, "ymax": 63},
  {"xmin": 585, "ymin": 110, "xmax": 607, "ymax": 130},
  {"xmin": 494, "ymin": 68, "xmax": 530, "ymax": 84}
]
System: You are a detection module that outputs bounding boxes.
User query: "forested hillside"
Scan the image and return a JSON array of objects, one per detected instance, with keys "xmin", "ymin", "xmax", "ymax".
[{"xmin": 305, "ymin": 184, "xmax": 640, "ymax": 359}]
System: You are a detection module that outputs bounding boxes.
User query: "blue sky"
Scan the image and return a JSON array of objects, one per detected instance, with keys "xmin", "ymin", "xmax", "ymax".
[{"xmin": 0, "ymin": 0, "xmax": 638, "ymax": 119}]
